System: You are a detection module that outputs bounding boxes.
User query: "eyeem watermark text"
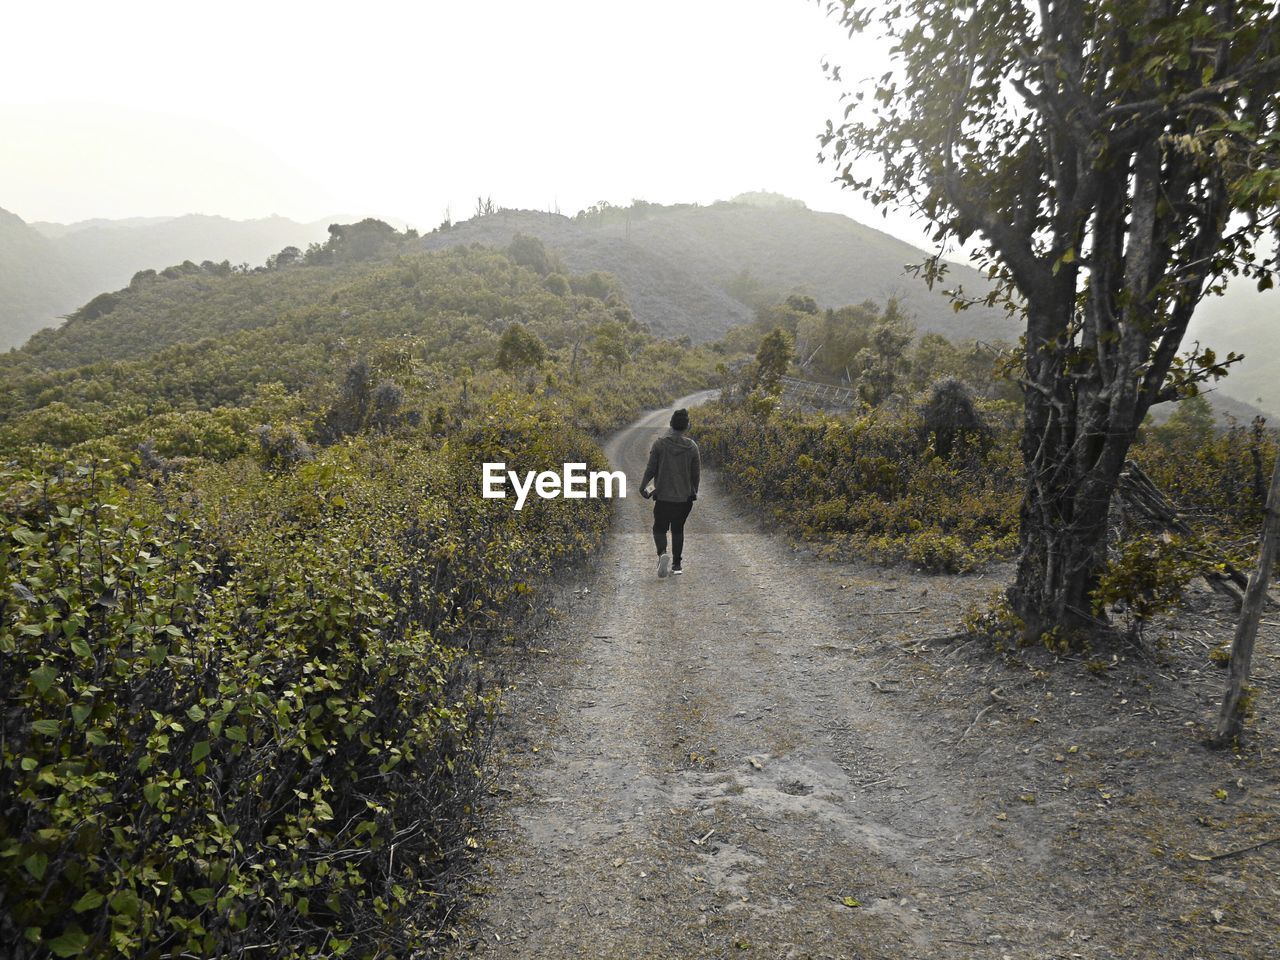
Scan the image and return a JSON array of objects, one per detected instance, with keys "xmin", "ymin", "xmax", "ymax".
[{"xmin": 482, "ymin": 462, "xmax": 627, "ymax": 510}]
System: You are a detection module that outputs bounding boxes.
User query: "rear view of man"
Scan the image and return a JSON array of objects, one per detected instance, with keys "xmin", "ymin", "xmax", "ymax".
[{"xmin": 640, "ymin": 407, "xmax": 700, "ymax": 578}]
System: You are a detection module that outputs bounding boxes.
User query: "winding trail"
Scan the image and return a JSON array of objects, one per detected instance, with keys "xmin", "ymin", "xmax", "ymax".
[{"xmin": 448, "ymin": 397, "xmax": 1133, "ymax": 959}]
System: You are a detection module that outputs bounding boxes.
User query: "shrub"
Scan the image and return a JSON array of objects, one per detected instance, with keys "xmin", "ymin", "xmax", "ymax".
[
  {"xmin": 695, "ymin": 398, "xmax": 1020, "ymax": 571},
  {"xmin": 1092, "ymin": 533, "xmax": 1207, "ymax": 638},
  {"xmin": 918, "ymin": 378, "xmax": 990, "ymax": 459},
  {"xmin": 0, "ymin": 397, "xmax": 615, "ymax": 959},
  {"xmin": 252, "ymin": 424, "xmax": 314, "ymax": 471}
]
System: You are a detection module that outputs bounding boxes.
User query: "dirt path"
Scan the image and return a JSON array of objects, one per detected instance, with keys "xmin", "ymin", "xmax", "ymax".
[{"xmin": 449, "ymin": 398, "xmax": 1280, "ymax": 960}]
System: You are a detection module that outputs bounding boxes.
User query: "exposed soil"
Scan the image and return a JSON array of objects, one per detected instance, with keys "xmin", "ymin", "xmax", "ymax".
[{"xmin": 445, "ymin": 397, "xmax": 1280, "ymax": 960}]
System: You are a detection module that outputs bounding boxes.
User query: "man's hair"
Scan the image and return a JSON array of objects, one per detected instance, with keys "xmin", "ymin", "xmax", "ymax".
[{"xmin": 670, "ymin": 408, "xmax": 690, "ymax": 431}]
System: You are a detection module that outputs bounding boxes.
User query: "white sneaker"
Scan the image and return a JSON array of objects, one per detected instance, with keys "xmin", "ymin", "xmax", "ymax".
[{"xmin": 657, "ymin": 553, "xmax": 671, "ymax": 578}]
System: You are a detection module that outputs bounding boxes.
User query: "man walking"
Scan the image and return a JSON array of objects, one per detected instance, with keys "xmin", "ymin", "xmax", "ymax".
[{"xmin": 640, "ymin": 407, "xmax": 700, "ymax": 578}]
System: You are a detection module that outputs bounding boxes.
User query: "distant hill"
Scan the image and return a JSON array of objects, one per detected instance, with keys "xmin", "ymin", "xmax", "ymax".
[
  {"xmin": 420, "ymin": 201, "xmax": 1019, "ymax": 343},
  {"xmin": 1186, "ymin": 245, "xmax": 1279, "ymax": 416},
  {"xmin": 421, "ymin": 210, "xmax": 754, "ymax": 341},
  {"xmin": 9, "ymin": 196, "xmax": 1275, "ymax": 416},
  {"xmin": 29, "ymin": 215, "xmax": 176, "ymax": 238},
  {"xmin": 0, "ymin": 208, "xmax": 335, "ymax": 349},
  {"xmin": 0, "ymin": 209, "xmax": 93, "ymax": 349}
]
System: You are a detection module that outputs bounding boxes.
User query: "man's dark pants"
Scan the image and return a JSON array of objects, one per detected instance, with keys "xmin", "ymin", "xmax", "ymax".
[{"xmin": 653, "ymin": 499, "xmax": 694, "ymax": 562}]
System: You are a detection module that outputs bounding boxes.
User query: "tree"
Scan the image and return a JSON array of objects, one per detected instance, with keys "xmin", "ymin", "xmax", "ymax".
[
  {"xmin": 267, "ymin": 246, "xmax": 301, "ymax": 270},
  {"xmin": 570, "ymin": 271, "xmax": 616, "ymax": 301},
  {"xmin": 589, "ymin": 320, "xmax": 629, "ymax": 373},
  {"xmin": 756, "ymin": 327, "xmax": 795, "ymax": 392},
  {"xmin": 1150, "ymin": 392, "xmax": 1217, "ymax": 449},
  {"xmin": 507, "ymin": 233, "xmax": 557, "ymax": 275},
  {"xmin": 920, "ymin": 378, "xmax": 990, "ymax": 459},
  {"xmin": 496, "ymin": 322, "xmax": 546, "ymax": 377},
  {"xmin": 317, "ymin": 360, "xmax": 374, "ymax": 443},
  {"xmin": 823, "ymin": 0, "xmax": 1280, "ymax": 641},
  {"xmin": 308, "ymin": 220, "xmax": 401, "ymax": 264}
]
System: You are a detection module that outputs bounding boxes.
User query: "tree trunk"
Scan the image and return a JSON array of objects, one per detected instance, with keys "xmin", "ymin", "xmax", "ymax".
[
  {"xmin": 1009, "ymin": 467, "xmax": 1115, "ymax": 643},
  {"xmin": 1006, "ymin": 304, "xmax": 1138, "ymax": 643},
  {"xmin": 1213, "ymin": 452, "xmax": 1280, "ymax": 746}
]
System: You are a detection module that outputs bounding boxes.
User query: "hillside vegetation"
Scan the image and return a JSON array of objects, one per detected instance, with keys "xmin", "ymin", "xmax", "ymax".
[
  {"xmin": 0, "ymin": 210, "xmax": 93, "ymax": 350},
  {"xmin": 0, "ymin": 223, "xmax": 719, "ymax": 959},
  {"xmin": 3, "ymin": 205, "xmax": 1276, "ymax": 958},
  {"xmin": 420, "ymin": 198, "xmax": 1018, "ymax": 343},
  {"xmin": 7, "ymin": 197, "xmax": 1274, "ymax": 417},
  {"xmin": 702, "ymin": 301, "xmax": 1276, "ymax": 642}
]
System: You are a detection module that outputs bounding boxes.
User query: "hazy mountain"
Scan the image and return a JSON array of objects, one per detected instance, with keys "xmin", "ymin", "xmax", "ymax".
[
  {"xmin": 0, "ymin": 209, "xmax": 334, "ymax": 349},
  {"xmin": 29, "ymin": 215, "xmax": 176, "ymax": 238},
  {"xmin": 421, "ymin": 199, "xmax": 1019, "ymax": 343},
  {"xmin": 49, "ymin": 214, "xmax": 326, "ymax": 295},
  {"xmin": 0, "ymin": 208, "xmax": 93, "ymax": 349},
  {"xmin": 1186, "ymin": 248, "xmax": 1279, "ymax": 416},
  {"xmin": 421, "ymin": 210, "xmax": 753, "ymax": 341}
]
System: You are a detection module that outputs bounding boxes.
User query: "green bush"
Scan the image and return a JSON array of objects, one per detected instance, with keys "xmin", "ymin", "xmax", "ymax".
[
  {"xmin": 695, "ymin": 398, "xmax": 1020, "ymax": 571},
  {"xmin": 0, "ymin": 395, "xmax": 615, "ymax": 958},
  {"xmin": 1092, "ymin": 532, "xmax": 1204, "ymax": 634},
  {"xmin": 1134, "ymin": 404, "xmax": 1276, "ymax": 550}
]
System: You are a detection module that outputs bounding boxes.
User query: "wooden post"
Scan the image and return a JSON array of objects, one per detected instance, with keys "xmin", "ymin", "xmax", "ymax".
[{"xmin": 1214, "ymin": 451, "xmax": 1280, "ymax": 746}]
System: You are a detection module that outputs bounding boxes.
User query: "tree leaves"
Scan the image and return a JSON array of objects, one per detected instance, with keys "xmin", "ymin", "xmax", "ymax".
[
  {"xmin": 46, "ymin": 926, "xmax": 90, "ymax": 957},
  {"xmin": 30, "ymin": 663, "xmax": 57, "ymax": 694}
]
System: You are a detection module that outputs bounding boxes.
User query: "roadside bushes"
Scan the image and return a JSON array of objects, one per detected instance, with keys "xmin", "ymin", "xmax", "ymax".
[
  {"xmin": 0, "ymin": 401, "xmax": 614, "ymax": 959},
  {"xmin": 695, "ymin": 395, "xmax": 1020, "ymax": 571},
  {"xmin": 1088, "ymin": 404, "xmax": 1280, "ymax": 636},
  {"xmin": 1134, "ymin": 403, "xmax": 1276, "ymax": 548}
]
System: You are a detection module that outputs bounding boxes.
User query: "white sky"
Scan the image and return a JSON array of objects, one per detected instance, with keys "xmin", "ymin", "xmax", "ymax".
[{"xmin": 0, "ymin": 0, "xmax": 921, "ymax": 242}]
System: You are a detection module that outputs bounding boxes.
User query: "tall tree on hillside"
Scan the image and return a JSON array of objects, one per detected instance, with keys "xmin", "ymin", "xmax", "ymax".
[
  {"xmin": 496, "ymin": 323, "xmax": 547, "ymax": 378},
  {"xmin": 756, "ymin": 327, "xmax": 796, "ymax": 392},
  {"xmin": 589, "ymin": 320, "xmax": 630, "ymax": 373},
  {"xmin": 823, "ymin": 0, "xmax": 1280, "ymax": 642}
]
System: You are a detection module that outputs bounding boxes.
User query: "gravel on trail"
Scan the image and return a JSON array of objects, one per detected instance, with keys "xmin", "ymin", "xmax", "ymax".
[{"xmin": 447, "ymin": 396, "xmax": 1280, "ymax": 960}]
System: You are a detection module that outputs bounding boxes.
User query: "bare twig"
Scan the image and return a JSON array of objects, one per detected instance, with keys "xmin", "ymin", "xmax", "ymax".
[
  {"xmin": 958, "ymin": 704, "xmax": 997, "ymax": 743},
  {"xmin": 1188, "ymin": 836, "xmax": 1280, "ymax": 862}
]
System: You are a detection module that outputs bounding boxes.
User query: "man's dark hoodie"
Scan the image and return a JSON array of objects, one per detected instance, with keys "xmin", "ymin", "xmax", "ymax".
[{"xmin": 642, "ymin": 432, "xmax": 701, "ymax": 502}]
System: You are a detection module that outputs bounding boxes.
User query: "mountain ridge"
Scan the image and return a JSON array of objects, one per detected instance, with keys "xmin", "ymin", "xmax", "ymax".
[
  {"xmin": 4, "ymin": 198, "xmax": 1276, "ymax": 417},
  {"xmin": 0, "ymin": 209, "xmax": 341, "ymax": 349},
  {"xmin": 419, "ymin": 202, "xmax": 1019, "ymax": 344}
]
